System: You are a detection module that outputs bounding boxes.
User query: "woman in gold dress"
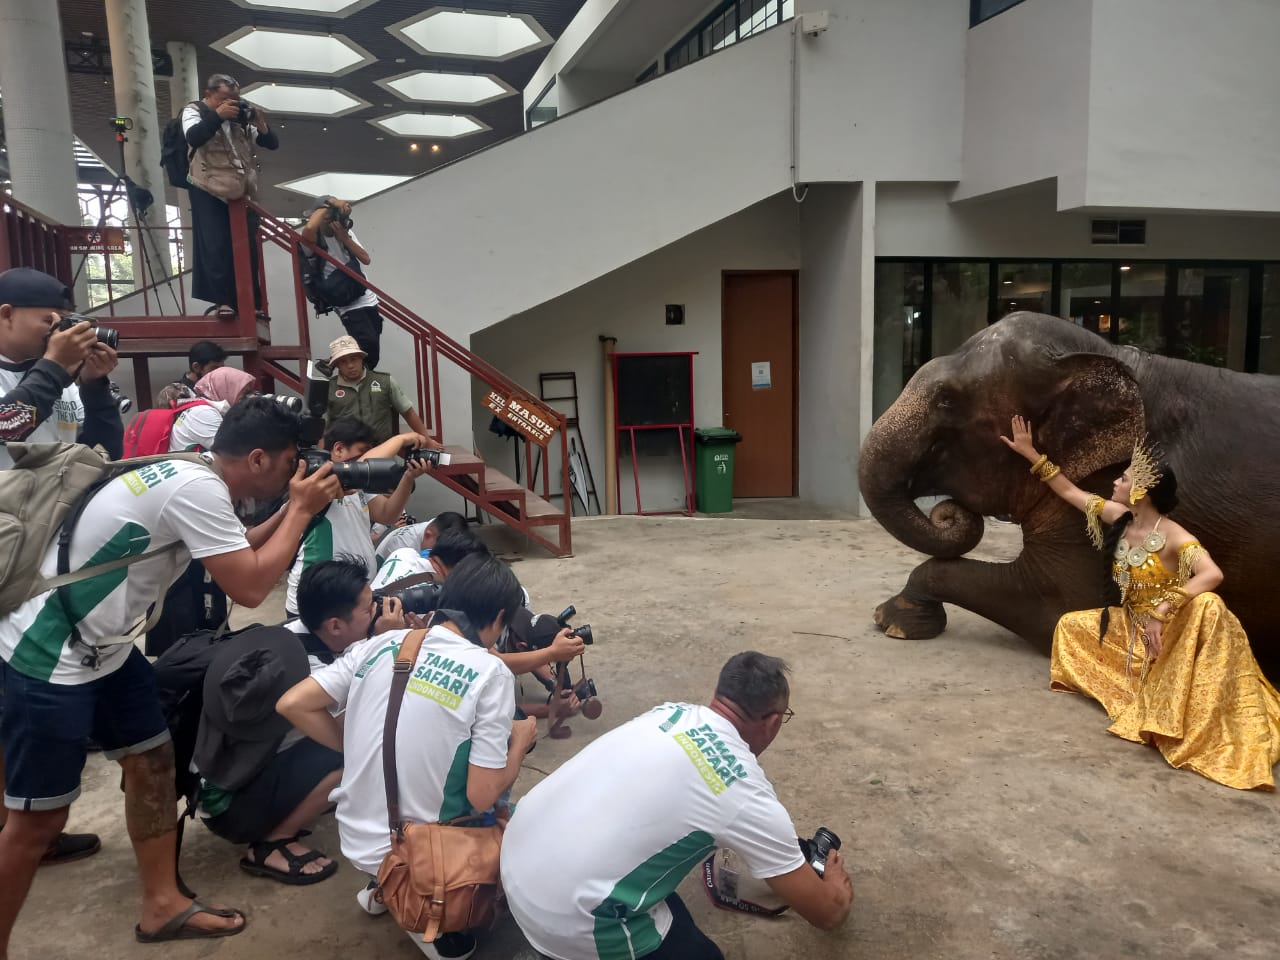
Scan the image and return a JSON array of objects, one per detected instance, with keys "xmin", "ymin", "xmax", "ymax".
[{"xmin": 1000, "ymin": 415, "xmax": 1280, "ymax": 790}]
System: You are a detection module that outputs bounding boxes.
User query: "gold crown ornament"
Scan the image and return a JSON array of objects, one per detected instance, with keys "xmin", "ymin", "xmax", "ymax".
[{"xmin": 1128, "ymin": 435, "xmax": 1163, "ymax": 505}]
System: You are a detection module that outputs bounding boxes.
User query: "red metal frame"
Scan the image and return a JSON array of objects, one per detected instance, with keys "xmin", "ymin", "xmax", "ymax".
[{"xmin": 611, "ymin": 351, "xmax": 697, "ymax": 516}]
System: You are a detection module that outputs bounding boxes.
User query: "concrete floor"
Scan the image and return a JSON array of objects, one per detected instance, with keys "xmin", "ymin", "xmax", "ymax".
[{"xmin": 9, "ymin": 512, "xmax": 1279, "ymax": 960}]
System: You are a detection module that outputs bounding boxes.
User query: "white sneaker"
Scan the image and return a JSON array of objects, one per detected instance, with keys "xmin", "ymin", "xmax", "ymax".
[
  {"xmin": 356, "ymin": 880, "xmax": 388, "ymax": 916},
  {"xmin": 407, "ymin": 930, "xmax": 477, "ymax": 960}
]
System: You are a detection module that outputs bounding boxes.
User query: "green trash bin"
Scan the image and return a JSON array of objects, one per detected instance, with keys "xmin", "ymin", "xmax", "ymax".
[{"xmin": 694, "ymin": 428, "xmax": 742, "ymax": 513}]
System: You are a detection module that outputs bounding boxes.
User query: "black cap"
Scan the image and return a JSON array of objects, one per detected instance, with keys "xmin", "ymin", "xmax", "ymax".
[{"xmin": 0, "ymin": 268, "xmax": 74, "ymax": 311}]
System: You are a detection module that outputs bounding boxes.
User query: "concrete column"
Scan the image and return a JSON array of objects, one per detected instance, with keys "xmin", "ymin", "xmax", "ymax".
[
  {"xmin": 166, "ymin": 41, "xmax": 199, "ymax": 276},
  {"xmin": 0, "ymin": 0, "xmax": 80, "ymax": 226},
  {"xmin": 105, "ymin": 0, "xmax": 173, "ymax": 284}
]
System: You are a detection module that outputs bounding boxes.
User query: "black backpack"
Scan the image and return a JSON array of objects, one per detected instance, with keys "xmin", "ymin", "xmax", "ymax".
[
  {"xmin": 160, "ymin": 101, "xmax": 201, "ymax": 190},
  {"xmin": 298, "ymin": 246, "xmax": 334, "ymax": 316}
]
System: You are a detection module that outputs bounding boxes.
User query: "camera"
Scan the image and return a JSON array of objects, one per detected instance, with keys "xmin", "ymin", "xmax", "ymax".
[
  {"xmin": 798, "ymin": 827, "xmax": 841, "ymax": 877},
  {"xmin": 263, "ymin": 394, "xmax": 303, "ymax": 414},
  {"xmin": 236, "ymin": 100, "xmax": 256, "ymax": 126},
  {"xmin": 555, "ymin": 605, "xmax": 594, "ymax": 646},
  {"xmin": 372, "ymin": 579, "xmax": 442, "ymax": 622},
  {"xmin": 324, "ymin": 199, "xmax": 353, "ymax": 231},
  {"xmin": 56, "ymin": 313, "xmax": 119, "ymax": 350},
  {"xmin": 108, "ymin": 380, "xmax": 132, "ymax": 415}
]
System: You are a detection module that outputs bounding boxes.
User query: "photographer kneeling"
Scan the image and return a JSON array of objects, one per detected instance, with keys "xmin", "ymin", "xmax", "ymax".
[
  {"xmin": 501, "ymin": 651, "xmax": 853, "ymax": 960},
  {"xmin": 0, "ymin": 397, "xmax": 343, "ymax": 950},
  {"xmin": 278, "ymin": 554, "xmax": 536, "ymax": 960},
  {"xmin": 195, "ymin": 557, "xmax": 407, "ymax": 885}
]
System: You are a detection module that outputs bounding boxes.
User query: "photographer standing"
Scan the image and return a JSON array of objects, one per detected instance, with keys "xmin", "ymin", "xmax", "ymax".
[
  {"xmin": 301, "ymin": 197, "xmax": 385, "ymax": 369},
  {"xmin": 501, "ymin": 652, "xmax": 853, "ymax": 960},
  {"xmin": 182, "ymin": 73, "xmax": 278, "ymax": 319}
]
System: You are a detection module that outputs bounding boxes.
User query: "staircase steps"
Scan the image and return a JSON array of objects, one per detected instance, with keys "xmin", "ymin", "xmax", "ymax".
[{"xmin": 432, "ymin": 447, "xmax": 570, "ymax": 555}]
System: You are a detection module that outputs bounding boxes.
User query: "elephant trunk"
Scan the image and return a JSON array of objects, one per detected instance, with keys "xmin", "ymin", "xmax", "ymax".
[{"xmin": 858, "ymin": 391, "xmax": 984, "ymax": 559}]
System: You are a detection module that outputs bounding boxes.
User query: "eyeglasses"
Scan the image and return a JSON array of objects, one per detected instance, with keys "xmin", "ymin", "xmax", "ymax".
[{"xmin": 770, "ymin": 707, "xmax": 795, "ymax": 724}]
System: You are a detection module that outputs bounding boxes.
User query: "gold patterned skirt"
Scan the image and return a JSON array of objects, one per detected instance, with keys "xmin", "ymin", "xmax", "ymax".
[{"xmin": 1050, "ymin": 593, "xmax": 1280, "ymax": 790}]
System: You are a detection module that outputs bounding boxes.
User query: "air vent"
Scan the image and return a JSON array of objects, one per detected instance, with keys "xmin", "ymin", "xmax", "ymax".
[{"xmin": 1091, "ymin": 219, "xmax": 1146, "ymax": 245}]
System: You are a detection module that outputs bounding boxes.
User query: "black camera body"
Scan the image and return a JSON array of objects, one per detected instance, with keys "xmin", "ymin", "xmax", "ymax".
[
  {"xmin": 555, "ymin": 605, "xmax": 594, "ymax": 646},
  {"xmin": 56, "ymin": 313, "xmax": 119, "ymax": 350},
  {"xmin": 798, "ymin": 827, "xmax": 841, "ymax": 877},
  {"xmin": 372, "ymin": 579, "xmax": 442, "ymax": 622},
  {"xmin": 324, "ymin": 201, "xmax": 354, "ymax": 231},
  {"xmin": 236, "ymin": 100, "xmax": 256, "ymax": 127}
]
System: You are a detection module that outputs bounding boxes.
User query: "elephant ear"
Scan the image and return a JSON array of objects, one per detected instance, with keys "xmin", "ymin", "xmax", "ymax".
[{"xmin": 1035, "ymin": 354, "xmax": 1145, "ymax": 481}]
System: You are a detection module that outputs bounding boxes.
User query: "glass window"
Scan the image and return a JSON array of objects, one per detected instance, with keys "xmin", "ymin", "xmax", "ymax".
[
  {"xmin": 873, "ymin": 262, "xmax": 926, "ymax": 418},
  {"xmin": 996, "ymin": 262, "xmax": 1051, "ymax": 317},
  {"xmin": 1057, "ymin": 262, "xmax": 1113, "ymax": 336},
  {"xmin": 526, "ymin": 79, "xmax": 558, "ymax": 129},
  {"xmin": 1258, "ymin": 265, "xmax": 1280, "ymax": 374},
  {"xmin": 1116, "ymin": 262, "xmax": 1167, "ymax": 354},
  {"xmin": 1170, "ymin": 266, "xmax": 1249, "ymax": 370},
  {"xmin": 931, "ymin": 262, "xmax": 990, "ymax": 357}
]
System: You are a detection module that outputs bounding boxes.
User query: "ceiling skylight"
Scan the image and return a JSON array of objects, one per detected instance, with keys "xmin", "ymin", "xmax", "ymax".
[
  {"xmin": 230, "ymin": 0, "xmax": 380, "ymax": 16},
  {"xmin": 213, "ymin": 26, "xmax": 375, "ymax": 77},
  {"xmin": 240, "ymin": 83, "xmax": 369, "ymax": 117},
  {"xmin": 377, "ymin": 71, "xmax": 515, "ymax": 106},
  {"xmin": 370, "ymin": 112, "xmax": 488, "ymax": 138},
  {"xmin": 278, "ymin": 171, "xmax": 414, "ymax": 202},
  {"xmin": 387, "ymin": 8, "xmax": 553, "ymax": 61}
]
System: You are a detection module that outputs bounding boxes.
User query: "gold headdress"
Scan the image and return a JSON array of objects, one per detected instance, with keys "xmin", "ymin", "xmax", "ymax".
[{"xmin": 1128, "ymin": 435, "xmax": 1162, "ymax": 505}]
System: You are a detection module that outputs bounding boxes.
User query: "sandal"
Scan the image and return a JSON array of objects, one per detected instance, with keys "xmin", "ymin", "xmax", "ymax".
[
  {"xmin": 239, "ymin": 835, "xmax": 338, "ymax": 886},
  {"xmin": 203, "ymin": 304, "xmax": 237, "ymax": 319},
  {"xmin": 134, "ymin": 900, "xmax": 246, "ymax": 943}
]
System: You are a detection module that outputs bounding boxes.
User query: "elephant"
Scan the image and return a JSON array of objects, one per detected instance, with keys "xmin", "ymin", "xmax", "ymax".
[{"xmin": 858, "ymin": 311, "xmax": 1280, "ymax": 679}]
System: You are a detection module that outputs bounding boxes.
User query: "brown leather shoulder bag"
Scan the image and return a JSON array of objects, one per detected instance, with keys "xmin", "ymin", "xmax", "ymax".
[{"xmin": 373, "ymin": 629, "xmax": 504, "ymax": 944}]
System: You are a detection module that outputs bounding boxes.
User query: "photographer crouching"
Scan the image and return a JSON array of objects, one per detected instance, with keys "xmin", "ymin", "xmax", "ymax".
[
  {"xmin": 501, "ymin": 652, "xmax": 853, "ymax": 960},
  {"xmin": 301, "ymin": 197, "xmax": 386, "ymax": 369},
  {"xmin": 0, "ymin": 396, "xmax": 343, "ymax": 951}
]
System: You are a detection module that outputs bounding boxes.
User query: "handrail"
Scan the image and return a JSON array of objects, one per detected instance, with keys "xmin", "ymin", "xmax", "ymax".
[{"xmin": 0, "ymin": 194, "xmax": 73, "ymax": 287}]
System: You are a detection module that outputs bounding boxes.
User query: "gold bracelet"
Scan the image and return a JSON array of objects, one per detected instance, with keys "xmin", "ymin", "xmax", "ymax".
[
  {"xmin": 1029, "ymin": 454, "xmax": 1049, "ymax": 476},
  {"xmin": 1038, "ymin": 463, "xmax": 1061, "ymax": 482}
]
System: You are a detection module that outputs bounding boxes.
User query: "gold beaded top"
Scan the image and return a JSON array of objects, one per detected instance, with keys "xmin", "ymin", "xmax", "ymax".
[{"xmin": 1128, "ymin": 435, "xmax": 1163, "ymax": 505}]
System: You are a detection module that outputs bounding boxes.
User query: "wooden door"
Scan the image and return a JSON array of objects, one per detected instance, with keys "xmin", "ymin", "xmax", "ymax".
[{"xmin": 721, "ymin": 272, "xmax": 797, "ymax": 497}]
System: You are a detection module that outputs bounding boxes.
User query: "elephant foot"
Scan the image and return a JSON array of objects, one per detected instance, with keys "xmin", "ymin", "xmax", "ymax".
[{"xmin": 873, "ymin": 593, "xmax": 947, "ymax": 640}]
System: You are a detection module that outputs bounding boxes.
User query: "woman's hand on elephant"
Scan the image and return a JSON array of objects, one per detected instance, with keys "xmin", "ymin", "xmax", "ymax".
[
  {"xmin": 1144, "ymin": 619, "xmax": 1164, "ymax": 659},
  {"xmin": 999, "ymin": 415, "xmax": 1040, "ymax": 462}
]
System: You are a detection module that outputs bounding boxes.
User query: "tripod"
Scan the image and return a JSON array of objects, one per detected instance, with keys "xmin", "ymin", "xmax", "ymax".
[{"xmin": 71, "ymin": 117, "xmax": 180, "ymax": 314}]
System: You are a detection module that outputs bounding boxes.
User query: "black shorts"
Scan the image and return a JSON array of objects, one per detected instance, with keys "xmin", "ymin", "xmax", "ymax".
[{"xmin": 202, "ymin": 739, "xmax": 342, "ymax": 845}]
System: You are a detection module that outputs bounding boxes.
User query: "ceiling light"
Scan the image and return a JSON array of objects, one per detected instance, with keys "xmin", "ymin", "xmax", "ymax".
[
  {"xmin": 278, "ymin": 171, "xmax": 413, "ymax": 201},
  {"xmin": 239, "ymin": 82, "xmax": 369, "ymax": 117},
  {"xmin": 371, "ymin": 111, "xmax": 488, "ymax": 138},
  {"xmin": 213, "ymin": 26, "xmax": 374, "ymax": 76},
  {"xmin": 1002, "ymin": 279, "xmax": 1012, "ymax": 285},
  {"xmin": 387, "ymin": 7, "xmax": 553, "ymax": 61},
  {"xmin": 378, "ymin": 70, "xmax": 515, "ymax": 106},
  {"xmin": 1120, "ymin": 265, "xmax": 1131, "ymax": 271},
  {"xmin": 409, "ymin": 143, "xmax": 420, "ymax": 151},
  {"xmin": 230, "ymin": 0, "xmax": 380, "ymax": 15},
  {"xmin": 430, "ymin": 144, "xmax": 441, "ymax": 153}
]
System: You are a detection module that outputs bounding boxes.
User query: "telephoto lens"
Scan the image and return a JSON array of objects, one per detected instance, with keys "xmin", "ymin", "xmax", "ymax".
[
  {"xmin": 265, "ymin": 394, "xmax": 303, "ymax": 413},
  {"xmin": 108, "ymin": 381, "xmax": 132, "ymax": 415}
]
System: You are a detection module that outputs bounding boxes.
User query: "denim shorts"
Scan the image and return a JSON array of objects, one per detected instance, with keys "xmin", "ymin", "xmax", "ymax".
[{"xmin": 0, "ymin": 647, "xmax": 170, "ymax": 811}]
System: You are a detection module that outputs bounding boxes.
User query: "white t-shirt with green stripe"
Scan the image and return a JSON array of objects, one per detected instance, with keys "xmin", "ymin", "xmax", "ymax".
[
  {"xmin": 285, "ymin": 490, "xmax": 375, "ymax": 613},
  {"xmin": 311, "ymin": 625, "xmax": 515, "ymax": 875},
  {"xmin": 370, "ymin": 546, "xmax": 432, "ymax": 590},
  {"xmin": 0, "ymin": 458, "xmax": 249, "ymax": 684},
  {"xmin": 502, "ymin": 703, "xmax": 805, "ymax": 960}
]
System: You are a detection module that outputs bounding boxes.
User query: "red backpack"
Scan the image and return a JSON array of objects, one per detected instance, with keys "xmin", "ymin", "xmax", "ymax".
[{"xmin": 123, "ymin": 400, "xmax": 213, "ymax": 457}]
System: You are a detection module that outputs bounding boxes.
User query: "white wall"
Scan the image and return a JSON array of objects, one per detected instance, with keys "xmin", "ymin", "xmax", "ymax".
[
  {"xmin": 794, "ymin": 0, "xmax": 968, "ymax": 183},
  {"xmin": 470, "ymin": 192, "xmax": 802, "ymax": 514},
  {"xmin": 1084, "ymin": 0, "xmax": 1280, "ymax": 213},
  {"xmin": 522, "ymin": 0, "xmax": 631, "ymax": 112},
  {"xmin": 877, "ymin": 180, "xmax": 1280, "ymax": 260},
  {"xmin": 957, "ymin": 0, "xmax": 1093, "ymax": 205}
]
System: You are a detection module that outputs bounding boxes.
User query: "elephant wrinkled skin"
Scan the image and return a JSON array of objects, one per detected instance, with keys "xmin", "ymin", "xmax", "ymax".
[{"xmin": 859, "ymin": 312, "xmax": 1280, "ymax": 679}]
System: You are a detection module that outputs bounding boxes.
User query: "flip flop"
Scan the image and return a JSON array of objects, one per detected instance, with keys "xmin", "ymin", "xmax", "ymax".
[
  {"xmin": 239, "ymin": 837, "xmax": 338, "ymax": 886},
  {"xmin": 134, "ymin": 900, "xmax": 246, "ymax": 943}
]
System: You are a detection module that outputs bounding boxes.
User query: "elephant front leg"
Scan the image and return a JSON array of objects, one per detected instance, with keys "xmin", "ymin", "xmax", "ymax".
[{"xmin": 873, "ymin": 556, "xmax": 1055, "ymax": 648}]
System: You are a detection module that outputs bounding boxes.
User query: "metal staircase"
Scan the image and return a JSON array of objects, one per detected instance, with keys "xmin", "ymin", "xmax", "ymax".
[{"xmin": 0, "ymin": 193, "xmax": 573, "ymax": 557}]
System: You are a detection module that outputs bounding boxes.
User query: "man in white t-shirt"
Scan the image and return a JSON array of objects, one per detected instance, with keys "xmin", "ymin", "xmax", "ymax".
[
  {"xmin": 300, "ymin": 196, "xmax": 385, "ymax": 369},
  {"xmin": 284, "ymin": 417, "xmax": 431, "ymax": 616},
  {"xmin": 0, "ymin": 396, "xmax": 343, "ymax": 953},
  {"xmin": 501, "ymin": 652, "xmax": 854, "ymax": 960},
  {"xmin": 279, "ymin": 554, "xmax": 538, "ymax": 960}
]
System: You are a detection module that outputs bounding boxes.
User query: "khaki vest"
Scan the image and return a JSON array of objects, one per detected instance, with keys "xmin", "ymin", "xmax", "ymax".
[
  {"xmin": 327, "ymin": 371, "xmax": 397, "ymax": 442},
  {"xmin": 189, "ymin": 119, "xmax": 260, "ymax": 201}
]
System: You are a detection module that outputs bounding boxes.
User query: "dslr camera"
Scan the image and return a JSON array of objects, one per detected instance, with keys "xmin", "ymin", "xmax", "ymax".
[
  {"xmin": 56, "ymin": 313, "xmax": 119, "ymax": 350},
  {"xmin": 371, "ymin": 579, "xmax": 442, "ymax": 622},
  {"xmin": 798, "ymin": 827, "xmax": 841, "ymax": 877},
  {"xmin": 323, "ymin": 198, "xmax": 353, "ymax": 231},
  {"xmin": 236, "ymin": 99, "xmax": 257, "ymax": 127}
]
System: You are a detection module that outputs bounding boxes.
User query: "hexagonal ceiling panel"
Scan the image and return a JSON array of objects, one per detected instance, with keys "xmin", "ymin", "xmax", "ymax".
[
  {"xmin": 278, "ymin": 171, "xmax": 415, "ymax": 202},
  {"xmin": 212, "ymin": 26, "xmax": 375, "ymax": 77},
  {"xmin": 370, "ymin": 112, "xmax": 489, "ymax": 139},
  {"xmin": 387, "ymin": 8, "xmax": 553, "ymax": 61},
  {"xmin": 376, "ymin": 71, "xmax": 516, "ymax": 107},
  {"xmin": 240, "ymin": 83, "xmax": 369, "ymax": 117},
  {"xmin": 230, "ymin": 0, "xmax": 381, "ymax": 15}
]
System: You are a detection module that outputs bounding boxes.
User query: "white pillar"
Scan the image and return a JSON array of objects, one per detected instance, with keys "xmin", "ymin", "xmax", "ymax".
[
  {"xmin": 105, "ymin": 0, "xmax": 173, "ymax": 283},
  {"xmin": 166, "ymin": 41, "xmax": 199, "ymax": 278},
  {"xmin": 0, "ymin": 0, "xmax": 80, "ymax": 226}
]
